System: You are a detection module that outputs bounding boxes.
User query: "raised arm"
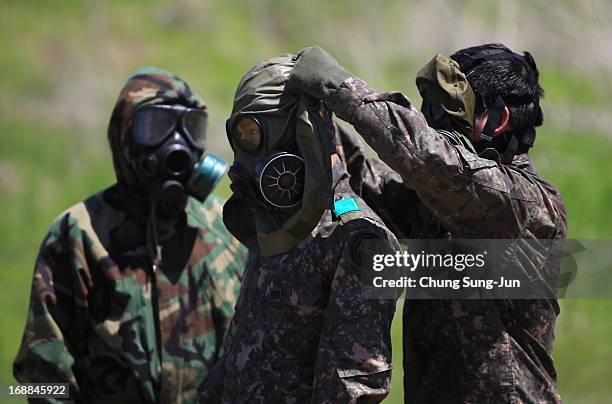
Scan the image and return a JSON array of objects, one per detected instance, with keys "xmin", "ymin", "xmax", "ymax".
[
  {"xmin": 335, "ymin": 123, "xmax": 423, "ymax": 238},
  {"xmin": 289, "ymin": 47, "xmax": 562, "ymax": 238}
]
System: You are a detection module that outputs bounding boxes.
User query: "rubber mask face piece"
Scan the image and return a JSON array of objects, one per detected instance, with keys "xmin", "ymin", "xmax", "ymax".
[
  {"xmin": 227, "ymin": 114, "xmax": 305, "ymax": 210},
  {"xmin": 131, "ymin": 104, "xmax": 226, "ymax": 215}
]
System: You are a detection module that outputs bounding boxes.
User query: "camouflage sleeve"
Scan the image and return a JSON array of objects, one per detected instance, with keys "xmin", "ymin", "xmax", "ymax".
[
  {"xmin": 13, "ymin": 214, "xmax": 88, "ymax": 402},
  {"xmin": 210, "ymin": 238, "xmax": 245, "ymax": 349},
  {"xmin": 326, "ymin": 78, "xmax": 561, "ymax": 238},
  {"xmin": 311, "ymin": 220, "xmax": 397, "ymax": 404},
  {"xmin": 335, "ymin": 123, "xmax": 392, "ymax": 199},
  {"xmin": 202, "ymin": 195, "xmax": 248, "ymax": 358},
  {"xmin": 335, "ymin": 123, "xmax": 423, "ymax": 238},
  {"xmin": 197, "ymin": 252, "xmax": 251, "ymax": 404}
]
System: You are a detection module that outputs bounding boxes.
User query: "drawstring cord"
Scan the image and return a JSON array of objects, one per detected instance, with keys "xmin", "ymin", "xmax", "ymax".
[
  {"xmin": 146, "ymin": 191, "xmax": 164, "ymax": 385},
  {"xmin": 147, "ymin": 192, "xmax": 163, "ymax": 273}
]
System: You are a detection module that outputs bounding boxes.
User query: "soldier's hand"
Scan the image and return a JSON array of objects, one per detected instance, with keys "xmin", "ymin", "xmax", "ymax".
[{"xmin": 287, "ymin": 46, "xmax": 352, "ymax": 100}]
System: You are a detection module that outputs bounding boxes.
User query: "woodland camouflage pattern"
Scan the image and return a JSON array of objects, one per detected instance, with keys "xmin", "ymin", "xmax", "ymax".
[
  {"xmin": 199, "ymin": 177, "xmax": 398, "ymax": 403},
  {"xmin": 13, "ymin": 67, "xmax": 246, "ymax": 403},
  {"xmin": 325, "ymin": 77, "xmax": 567, "ymax": 403}
]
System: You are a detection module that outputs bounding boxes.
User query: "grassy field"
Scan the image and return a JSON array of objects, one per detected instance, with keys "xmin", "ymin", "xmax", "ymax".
[{"xmin": 1, "ymin": 1, "xmax": 611, "ymax": 403}]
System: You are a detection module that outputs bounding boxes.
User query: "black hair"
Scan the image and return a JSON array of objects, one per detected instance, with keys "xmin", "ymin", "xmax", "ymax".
[{"xmin": 450, "ymin": 43, "xmax": 544, "ymax": 151}]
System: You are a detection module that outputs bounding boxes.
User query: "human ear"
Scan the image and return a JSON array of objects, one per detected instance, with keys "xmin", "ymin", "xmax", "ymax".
[{"xmin": 494, "ymin": 106, "xmax": 510, "ymax": 134}]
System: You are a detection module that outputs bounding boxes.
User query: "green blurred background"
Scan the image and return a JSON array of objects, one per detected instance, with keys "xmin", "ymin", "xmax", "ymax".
[{"xmin": 1, "ymin": 1, "xmax": 611, "ymax": 402}]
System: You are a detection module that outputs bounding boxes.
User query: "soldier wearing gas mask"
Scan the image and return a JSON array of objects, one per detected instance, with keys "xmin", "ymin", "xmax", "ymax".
[
  {"xmin": 14, "ymin": 66, "xmax": 246, "ymax": 403},
  {"xmin": 198, "ymin": 56, "xmax": 398, "ymax": 403},
  {"xmin": 287, "ymin": 45, "xmax": 567, "ymax": 403}
]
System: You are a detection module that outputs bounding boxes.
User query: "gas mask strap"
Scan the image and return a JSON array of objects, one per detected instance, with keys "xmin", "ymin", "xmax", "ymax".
[
  {"xmin": 501, "ymin": 134, "xmax": 520, "ymax": 165},
  {"xmin": 147, "ymin": 192, "xmax": 163, "ymax": 273},
  {"xmin": 520, "ymin": 127, "xmax": 536, "ymax": 150},
  {"xmin": 479, "ymin": 95, "xmax": 520, "ymax": 163},
  {"xmin": 480, "ymin": 95, "xmax": 505, "ymax": 141}
]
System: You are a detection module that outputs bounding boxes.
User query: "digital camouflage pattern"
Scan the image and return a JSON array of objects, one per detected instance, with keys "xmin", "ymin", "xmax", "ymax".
[
  {"xmin": 323, "ymin": 76, "xmax": 567, "ymax": 403},
  {"xmin": 13, "ymin": 67, "xmax": 246, "ymax": 403},
  {"xmin": 199, "ymin": 176, "xmax": 398, "ymax": 403}
]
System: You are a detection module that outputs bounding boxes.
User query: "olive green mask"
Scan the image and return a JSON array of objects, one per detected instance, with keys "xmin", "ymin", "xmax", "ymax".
[
  {"xmin": 415, "ymin": 54, "xmax": 476, "ymax": 139},
  {"xmin": 223, "ymin": 55, "xmax": 335, "ymax": 256}
]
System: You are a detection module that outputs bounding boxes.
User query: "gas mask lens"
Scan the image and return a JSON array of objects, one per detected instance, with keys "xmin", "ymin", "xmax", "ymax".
[
  {"xmin": 232, "ymin": 116, "xmax": 262, "ymax": 153},
  {"xmin": 132, "ymin": 104, "xmax": 207, "ymax": 149},
  {"xmin": 183, "ymin": 109, "xmax": 207, "ymax": 148}
]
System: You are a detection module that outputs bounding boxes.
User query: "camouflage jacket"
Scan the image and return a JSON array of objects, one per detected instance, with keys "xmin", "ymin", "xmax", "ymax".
[
  {"xmin": 13, "ymin": 185, "xmax": 246, "ymax": 403},
  {"xmin": 199, "ymin": 176, "xmax": 398, "ymax": 403},
  {"xmin": 325, "ymin": 78, "xmax": 568, "ymax": 403}
]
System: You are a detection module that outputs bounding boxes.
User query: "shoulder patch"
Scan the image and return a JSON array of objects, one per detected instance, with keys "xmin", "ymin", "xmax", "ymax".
[{"xmin": 333, "ymin": 197, "xmax": 361, "ymax": 218}]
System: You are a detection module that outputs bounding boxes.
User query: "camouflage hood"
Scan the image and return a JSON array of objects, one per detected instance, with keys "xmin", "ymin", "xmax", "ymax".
[
  {"xmin": 107, "ymin": 66, "xmax": 206, "ymax": 198},
  {"xmin": 224, "ymin": 55, "xmax": 335, "ymax": 256}
]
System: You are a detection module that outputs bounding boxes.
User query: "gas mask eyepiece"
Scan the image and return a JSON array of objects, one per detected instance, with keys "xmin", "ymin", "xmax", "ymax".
[
  {"xmin": 227, "ymin": 115, "xmax": 263, "ymax": 153},
  {"xmin": 132, "ymin": 104, "xmax": 207, "ymax": 150}
]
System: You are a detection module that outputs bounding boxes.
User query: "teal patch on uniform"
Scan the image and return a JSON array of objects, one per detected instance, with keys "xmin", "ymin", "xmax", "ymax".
[{"xmin": 333, "ymin": 198, "xmax": 361, "ymax": 217}]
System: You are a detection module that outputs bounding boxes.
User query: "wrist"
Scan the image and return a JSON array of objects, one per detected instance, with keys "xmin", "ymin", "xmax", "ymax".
[{"xmin": 327, "ymin": 77, "xmax": 375, "ymax": 124}]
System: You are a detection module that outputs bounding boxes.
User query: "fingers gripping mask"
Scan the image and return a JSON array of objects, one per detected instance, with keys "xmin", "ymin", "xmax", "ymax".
[
  {"xmin": 130, "ymin": 104, "xmax": 227, "ymax": 215},
  {"xmin": 223, "ymin": 56, "xmax": 335, "ymax": 256}
]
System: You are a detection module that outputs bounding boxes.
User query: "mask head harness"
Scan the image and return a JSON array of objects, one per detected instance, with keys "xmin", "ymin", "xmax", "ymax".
[
  {"xmin": 460, "ymin": 49, "xmax": 539, "ymax": 162},
  {"xmin": 416, "ymin": 51, "xmax": 536, "ymax": 164},
  {"xmin": 223, "ymin": 56, "xmax": 335, "ymax": 256}
]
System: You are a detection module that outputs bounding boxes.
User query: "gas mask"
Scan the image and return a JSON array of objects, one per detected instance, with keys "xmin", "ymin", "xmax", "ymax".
[
  {"xmin": 130, "ymin": 104, "xmax": 227, "ymax": 216},
  {"xmin": 222, "ymin": 56, "xmax": 335, "ymax": 256},
  {"xmin": 226, "ymin": 114, "xmax": 306, "ymax": 211}
]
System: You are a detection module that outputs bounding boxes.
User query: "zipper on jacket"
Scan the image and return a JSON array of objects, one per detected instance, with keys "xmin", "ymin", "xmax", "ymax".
[{"xmin": 151, "ymin": 246, "xmax": 163, "ymax": 402}]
